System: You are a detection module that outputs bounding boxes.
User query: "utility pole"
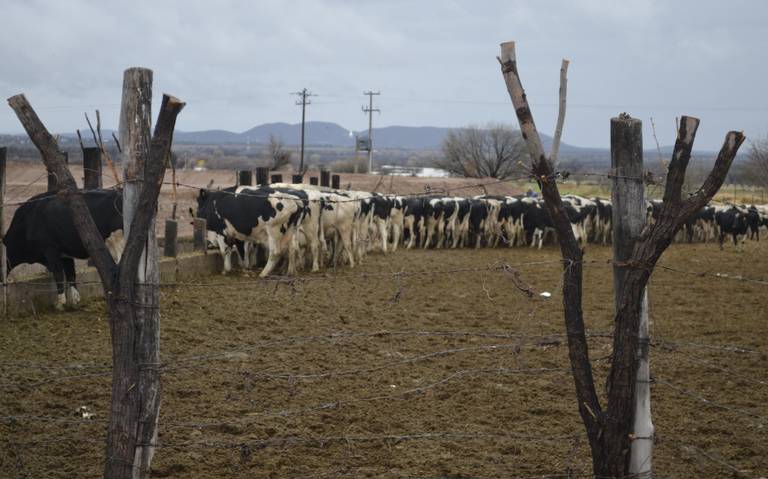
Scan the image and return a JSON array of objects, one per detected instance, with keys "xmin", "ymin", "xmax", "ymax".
[
  {"xmin": 292, "ymin": 88, "xmax": 316, "ymax": 174},
  {"xmin": 362, "ymin": 90, "xmax": 380, "ymax": 174}
]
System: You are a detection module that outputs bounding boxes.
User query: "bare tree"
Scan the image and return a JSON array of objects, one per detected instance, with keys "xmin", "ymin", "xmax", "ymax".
[
  {"xmin": 439, "ymin": 123, "xmax": 526, "ymax": 179},
  {"xmin": 499, "ymin": 41, "xmax": 744, "ymax": 477},
  {"xmin": 747, "ymin": 138, "xmax": 768, "ymax": 188},
  {"xmin": 269, "ymin": 133, "xmax": 293, "ymax": 170}
]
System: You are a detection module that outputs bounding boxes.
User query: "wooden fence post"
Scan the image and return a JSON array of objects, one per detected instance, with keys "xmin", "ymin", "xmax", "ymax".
[
  {"xmin": 48, "ymin": 151, "xmax": 68, "ymax": 190},
  {"xmin": 310, "ymin": 176, "xmax": 319, "ymax": 186},
  {"xmin": 292, "ymin": 173, "xmax": 303, "ymax": 184},
  {"xmin": 238, "ymin": 170, "xmax": 252, "ymax": 186},
  {"xmin": 193, "ymin": 218, "xmax": 207, "ymax": 253},
  {"xmin": 270, "ymin": 174, "xmax": 283, "ymax": 184},
  {"xmin": 320, "ymin": 169, "xmax": 330, "ymax": 187},
  {"xmin": 611, "ymin": 115, "xmax": 653, "ymax": 475},
  {"xmin": 82, "ymin": 147, "xmax": 102, "ymax": 189},
  {"xmin": 331, "ymin": 174, "xmax": 340, "ymax": 189},
  {"xmin": 163, "ymin": 219, "xmax": 178, "ymax": 257},
  {"xmin": 0, "ymin": 147, "xmax": 6, "ymax": 318},
  {"xmin": 256, "ymin": 167, "xmax": 269, "ymax": 185},
  {"xmin": 115, "ymin": 67, "xmax": 160, "ymax": 479}
]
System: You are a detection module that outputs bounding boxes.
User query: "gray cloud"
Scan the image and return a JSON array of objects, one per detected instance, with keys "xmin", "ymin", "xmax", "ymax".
[{"xmin": 1, "ymin": 0, "xmax": 766, "ymax": 150}]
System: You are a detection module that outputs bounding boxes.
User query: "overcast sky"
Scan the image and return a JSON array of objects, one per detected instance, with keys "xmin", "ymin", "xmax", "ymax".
[{"xmin": 2, "ymin": 0, "xmax": 766, "ymax": 150}]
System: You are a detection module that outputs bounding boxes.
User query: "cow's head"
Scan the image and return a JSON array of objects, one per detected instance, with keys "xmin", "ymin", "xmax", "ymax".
[{"xmin": 732, "ymin": 211, "xmax": 748, "ymax": 232}]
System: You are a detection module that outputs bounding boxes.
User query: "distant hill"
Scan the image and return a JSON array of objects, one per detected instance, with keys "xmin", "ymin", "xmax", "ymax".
[
  {"xmin": 6, "ymin": 121, "xmax": 724, "ymax": 167},
  {"xmin": 170, "ymin": 121, "xmax": 612, "ymax": 155}
]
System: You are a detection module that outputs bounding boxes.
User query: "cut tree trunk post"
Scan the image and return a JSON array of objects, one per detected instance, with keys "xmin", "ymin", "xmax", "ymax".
[
  {"xmin": 193, "ymin": 218, "xmax": 207, "ymax": 252},
  {"xmin": 238, "ymin": 170, "xmax": 252, "ymax": 186},
  {"xmin": 610, "ymin": 116, "xmax": 653, "ymax": 475},
  {"xmin": 320, "ymin": 169, "xmax": 330, "ymax": 187},
  {"xmin": 82, "ymin": 147, "xmax": 102, "ymax": 189},
  {"xmin": 0, "ymin": 147, "xmax": 6, "ymax": 318},
  {"xmin": 310, "ymin": 176, "xmax": 319, "ymax": 186},
  {"xmin": 331, "ymin": 174, "xmax": 340, "ymax": 189},
  {"xmin": 48, "ymin": 151, "xmax": 68, "ymax": 190},
  {"xmin": 292, "ymin": 174, "xmax": 303, "ymax": 184},
  {"xmin": 164, "ymin": 219, "xmax": 178, "ymax": 257},
  {"xmin": 114, "ymin": 67, "xmax": 158, "ymax": 479},
  {"xmin": 256, "ymin": 167, "xmax": 269, "ymax": 185},
  {"xmin": 270, "ymin": 174, "xmax": 283, "ymax": 184}
]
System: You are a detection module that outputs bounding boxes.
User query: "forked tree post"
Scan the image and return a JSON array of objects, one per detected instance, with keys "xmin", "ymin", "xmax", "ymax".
[
  {"xmin": 8, "ymin": 75, "xmax": 184, "ymax": 478},
  {"xmin": 498, "ymin": 40, "xmax": 745, "ymax": 477},
  {"xmin": 48, "ymin": 151, "xmax": 68, "ymax": 190},
  {"xmin": 610, "ymin": 115, "xmax": 653, "ymax": 474}
]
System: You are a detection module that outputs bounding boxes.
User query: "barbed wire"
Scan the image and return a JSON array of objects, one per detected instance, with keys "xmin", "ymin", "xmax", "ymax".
[{"xmin": 654, "ymin": 377, "xmax": 766, "ymax": 422}]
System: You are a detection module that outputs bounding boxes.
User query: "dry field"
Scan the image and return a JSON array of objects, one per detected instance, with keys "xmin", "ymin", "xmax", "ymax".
[{"xmin": 0, "ymin": 239, "xmax": 766, "ymax": 477}]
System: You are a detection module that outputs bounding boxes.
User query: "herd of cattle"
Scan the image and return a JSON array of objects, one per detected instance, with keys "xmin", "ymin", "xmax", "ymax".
[
  {"xmin": 193, "ymin": 183, "xmax": 768, "ymax": 278},
  {"xmin": 3, "ymin": 183, "xmax": 767, "ymax": 310}
]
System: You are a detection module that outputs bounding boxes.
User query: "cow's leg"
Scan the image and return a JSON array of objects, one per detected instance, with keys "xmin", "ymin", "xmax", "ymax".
[
  {"xmin": 378, "ymin": 219, "xmax": 388, "ymax": 254},
  {"xmin": 341, "ymin": 226, "xmax": 356, "ymax": 268},
  {"xmin": 211, "ymin": 234, "xmax": 233, "ymax": 274},
  {"xmin": 43, "ymin": 249, "xmax": 67, "ymax": 311},
  {"xmin": 62, "ymin": 257, "xmax": 80, "ymax": 307},
  {"xmin": 390, "ymin": 222, "xmax": 400, "ymax": 253},
  {"xmin": 260, "ymin": 228, "xmax": 283, "ymax": 278}
]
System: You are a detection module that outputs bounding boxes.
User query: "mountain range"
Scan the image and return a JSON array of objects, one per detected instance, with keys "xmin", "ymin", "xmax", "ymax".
[{"xmin": 171, "ymin": 121, "xmax": 614, "ymax": 156}]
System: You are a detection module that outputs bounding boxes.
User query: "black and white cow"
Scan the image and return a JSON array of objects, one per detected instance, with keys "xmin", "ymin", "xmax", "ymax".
[
  {"xmin": 4, "ymin": 189, "xmax": 124, "ymax": 310},
  {"xmin": 715, "ymin": 206, "xmax": 749, "ymax": 250},
  {"xmin": 468, "ymin": 199, "xmax": 490, "ymax": 248},
  {"xmin": 402, "ymin": 197, "xmax": 432, "ymax": 249},
  {"xmin": 195, "ymin": 186, "xmax": 306, "ymax": 276},
  {"xmin": 592, "ymin": 197, "xmax": 612, "ymax": 245}
]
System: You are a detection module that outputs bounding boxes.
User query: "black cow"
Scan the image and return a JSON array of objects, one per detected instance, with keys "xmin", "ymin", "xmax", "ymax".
[
  {"xmin": 4, "ymin": 189, "xmax": 123, "ymax": 310},
  {"xmin": 746, "ymin": 206, "xmax": 761, "ymax": 241},
  {"xmin": 403, "ymin": 197, "xmax": 432, "ymax": 249},
  {"xmin": 468, "ymin": 199, "xmax": 489, "ymax": 248},
  {"xmin": 715, "ymin": 206, "xmax": 749, "ymax": 250}
]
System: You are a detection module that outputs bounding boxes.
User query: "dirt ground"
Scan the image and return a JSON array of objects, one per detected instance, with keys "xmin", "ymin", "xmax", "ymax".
[{"xmin": 0, "ymin": 238, "xmax": 766, "ymax": 477}]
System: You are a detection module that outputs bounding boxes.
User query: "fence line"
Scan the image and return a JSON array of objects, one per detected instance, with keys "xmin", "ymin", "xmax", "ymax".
[{"xmin": 0, "ymin": 169, "xmax": 657, "ymax": 208}]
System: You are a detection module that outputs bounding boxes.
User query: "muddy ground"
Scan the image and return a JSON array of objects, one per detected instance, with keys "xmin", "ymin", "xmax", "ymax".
[{"xmin": 0, "ymin": 239, "xmax": 766, "ymax": 478}]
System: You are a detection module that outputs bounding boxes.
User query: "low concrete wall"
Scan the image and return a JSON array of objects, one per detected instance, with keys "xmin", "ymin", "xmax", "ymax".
[{"xmin": 3, "ymin": 249, "xmax": 224, "ymax": 317}]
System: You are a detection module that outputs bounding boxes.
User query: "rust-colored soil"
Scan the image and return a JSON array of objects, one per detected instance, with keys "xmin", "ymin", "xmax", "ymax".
[{"xmin": 1, "ymin": 240, "xmax": 766, "ymax": 477}]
